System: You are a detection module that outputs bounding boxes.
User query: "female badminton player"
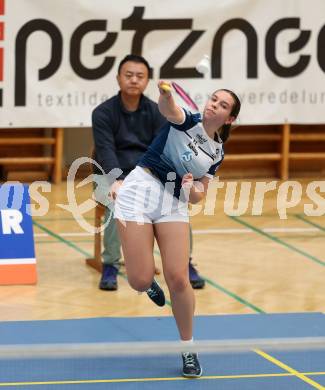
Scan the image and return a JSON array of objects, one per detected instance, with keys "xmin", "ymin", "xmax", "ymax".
[{"xmin": 114, "ymin": 81, "xmax": 241, "ymax": 378}]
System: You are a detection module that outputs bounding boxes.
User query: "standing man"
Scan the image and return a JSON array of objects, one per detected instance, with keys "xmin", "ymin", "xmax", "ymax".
[{"xmin": 92, "ymin": 54, "xmax": 205, "ymax": 295}]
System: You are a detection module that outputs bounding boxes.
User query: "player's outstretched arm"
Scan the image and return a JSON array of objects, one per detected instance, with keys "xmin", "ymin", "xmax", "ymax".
[{"xmin": 158, "ymin": 80, "xmax": 184, "ymax": 124}]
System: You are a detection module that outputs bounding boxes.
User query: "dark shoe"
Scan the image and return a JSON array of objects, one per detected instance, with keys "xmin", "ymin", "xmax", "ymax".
[
  {"xmin": 146, "ymin": 279, "xmax": 165, "ymax": 307},
  {"xmin": 189, "ymin": 260, "xmax": 205, "ymax": 289},
  {"xmin": 99, "ymin": 264, "xmax": 118, "ymax": 290},
  {"xmin": 182, "ymin": 352, "xmax": 202, "ymax": 378}
]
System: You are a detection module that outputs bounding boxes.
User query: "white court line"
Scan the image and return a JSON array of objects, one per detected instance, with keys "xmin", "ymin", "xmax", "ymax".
[
  {"xmin": 0, "ymin": 258, "xmax": 36, "ymax": 265},
  {"xmin": 34, "ymin": 227, "xmax": 320, "ymax": 238},
  {"xmin": 193, "ymin": 228, "xmax": 320, "ymax": 234},
  {"xmin": 55, "ymin": 232, "xmax": 92, "ymax": 237},
  {"xmin": 34, "ymin": 232, "xmax": 92, "ymax": 237},
  {"xmin": 264, "ymin": 228, "xmax": 319, "ymax": 233},
  {"xmin": 193, "ymin": 228, "xmax": 252, "ymax": 234}
]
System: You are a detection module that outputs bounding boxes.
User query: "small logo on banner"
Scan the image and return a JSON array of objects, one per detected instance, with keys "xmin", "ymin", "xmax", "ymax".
[{"xmin": 0, "ymin": 183, "xmax": 37, "ymax": 285}]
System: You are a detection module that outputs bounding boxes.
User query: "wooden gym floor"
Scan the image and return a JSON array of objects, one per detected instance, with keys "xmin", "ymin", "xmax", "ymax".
[{"xmin": 0, "ymin": 178, "xmax": 324, "ymax": 322}]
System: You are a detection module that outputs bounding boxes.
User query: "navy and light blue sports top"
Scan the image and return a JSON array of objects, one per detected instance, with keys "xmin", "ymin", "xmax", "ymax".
[{"xmin": 138, "ymin": 109, "xmax": 224, "ymax": 198}]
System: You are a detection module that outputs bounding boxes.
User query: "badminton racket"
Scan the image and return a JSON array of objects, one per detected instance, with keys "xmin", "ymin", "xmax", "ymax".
[
  {"xmin": 171, "ymin": 82, "xmax": 199, "ymax": 112},
  {"xmin": 160, "ymin": 81, "xmax": 199, "ymax": 112}
]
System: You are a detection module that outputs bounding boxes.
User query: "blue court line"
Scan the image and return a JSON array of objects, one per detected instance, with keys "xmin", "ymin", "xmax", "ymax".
[
  {"xmin": 32, "ymin": 220, "xmax": 263, "ymax": 313},
  {"xmin": 230, "ymin": 216, "xmax": 325, "ymax": 267}
]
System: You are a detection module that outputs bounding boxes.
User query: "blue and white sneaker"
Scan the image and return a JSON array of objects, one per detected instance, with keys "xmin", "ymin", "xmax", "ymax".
[
  {"xmin": 146, "ymin": 279, "xmax": 165, "ymax": 307},
  {"xmin": 182, "ymin": 352, "xmax": 202, "ymax": 378}
]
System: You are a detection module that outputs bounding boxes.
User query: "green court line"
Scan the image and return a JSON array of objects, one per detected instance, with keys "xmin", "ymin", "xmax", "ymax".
[
  {"xmin": 0, "ymin": 371, "xmax": 324, "ymax": 387},
  {"xmin": 32, "ymin": 220, "xmax": 172, "ymax": 308},
  {"xmin": 153, "ymin": 250, "xmax": 264, "ymax": 314},
  {"xmin": 32, "ymin": 220, "xmax": 262, "ymax": 313},
  {"xmin": 230, "ymin": 216, "xmax": 325, "ymax": 267},
  {"xmin": 32, "ymin": 220, "xmax": 90, "ymax": 258},
  {"xmin": 295, "ymin": 214, "xmax": 325, "ymax": 232},
  {"xmin": 203, "ymin": 277, "xmax": 264, "ymax": 313}
]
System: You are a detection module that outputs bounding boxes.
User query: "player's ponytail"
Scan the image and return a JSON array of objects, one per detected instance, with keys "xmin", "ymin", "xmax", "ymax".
[{"xmin": 216, "ymin": 89, "xmax": 241, "ymax": 143}]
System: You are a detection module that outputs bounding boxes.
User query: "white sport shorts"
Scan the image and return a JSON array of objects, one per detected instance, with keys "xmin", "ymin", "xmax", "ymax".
[{"xmin": 114, "ymin": 166, "xmax": 189, "ymax": 224}]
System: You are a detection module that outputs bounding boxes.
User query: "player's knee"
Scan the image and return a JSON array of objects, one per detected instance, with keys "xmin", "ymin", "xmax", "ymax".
[
  {"xmin": 165, "ymin": 272, "xmax": 189, "ymax": 293},
  {"xmin": 128, "ymin": 275, "xmax": 153, "ymax": 292}
]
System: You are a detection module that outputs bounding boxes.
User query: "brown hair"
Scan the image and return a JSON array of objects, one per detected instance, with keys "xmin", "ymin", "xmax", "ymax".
[{"xmin": 214, "ymin": 89, "xmax": 241, "ymax": 143}]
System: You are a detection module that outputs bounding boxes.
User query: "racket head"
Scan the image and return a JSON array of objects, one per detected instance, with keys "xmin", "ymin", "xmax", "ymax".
[{"xmin": 171, "ymin": 82, "xmax": 199, "ymax": 112}]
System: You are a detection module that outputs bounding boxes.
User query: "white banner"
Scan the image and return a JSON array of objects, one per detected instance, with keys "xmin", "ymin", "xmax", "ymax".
[{"xmin": 1, "ymin": 0, "xmax": 325, "ymax": 126}]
